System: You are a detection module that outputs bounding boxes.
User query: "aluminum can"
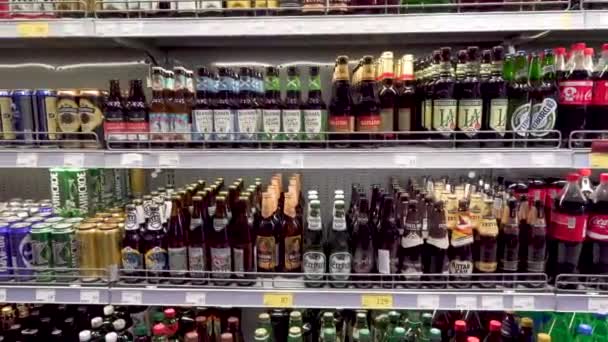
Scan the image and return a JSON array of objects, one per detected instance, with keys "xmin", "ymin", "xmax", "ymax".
[
  {"xmin": 44, "ymin": 217, "xmax": 64, "ymax": 225},
  {"xmin": 0, "ymin": 222, "xmax": 12, "ymax": 279},
  {"xmin": 51, "ymin": 222, "xmax": 76, "ymax": 281},
  {"xmin": 22, "ymin": 217, "xmax": 43, "ymax": 226},
  {"xmin": 30, "ymin": 222, "xmax": 53, "ymax": 282},
  {"xmin": 97, "ymin": 223, "xmax": 121, "ymax": 282},
  {"xmin": 8, "ymin": 222, "xmax": 32, "ymax": 280},
  {"xmin": 33, "ymin": 89, "xmax": 58, "ymax": 142},
  {"xmin": 76, "ymin": 222, "xmax": 99, "ymax": 282},
  {"xmin": 0, "ymin": 90, "xmax": 13, "ymax": 141},
  {"xmin": 78, "ymin": 89, "xmax": 104, "ymax": 148},
  {"xmin": 11, "ymin": 90, "xmax": 35, "ymax": 143},
  {"xmin": 49, "ymin": 167, "xmax": 90, "ymax": 217},
  {"xmin": 56, "ymin": 89, "xmax": 80, "ymax": 148}
]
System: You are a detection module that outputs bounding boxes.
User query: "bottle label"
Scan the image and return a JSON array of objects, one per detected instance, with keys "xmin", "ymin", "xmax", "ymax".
[
  {"xmin": 510, "ymin": 102, "xmax": 532, "ymax": 137},
  {"xmin": 593, "ymin": 80, "xmax": 608, "ymax": 105},
  {"xmin": 398, "ymin": 108, "xmax": 411, "ymax": 131},
  {"xmin": 284, "ymin": 235, "xmax": 302, "ymax": 271},
  {"xmin": 474, "ymin": 259, "xmax": 497, "ymax": 273},
  {"xmin": 303, "ymin": 251, "xmax": 326, "ymax": 280},
  {"xmin": 401, "ymin": 223, "xmax": 423, "ymax": 248},
  {"xmin": 588, "ymin": 214, "xmax": 608, "ymax": 241},
  {"xmin": 172, "ymin": 113, "xmax": 190, "ymax": 140},
  {"xmin": 380, "ymin": 108, "xmax": 394, "ymax": 132},
  {"xmin": 489, "ymin": 98, "xmax": 508, "ymax": 136},
  {"xmin": 188, "ymin": 246, "xmax": 206, "ymax": 276},
  {"xmin": 352, "ymin": 246, "xmax": 374, "ymax": 273},
  {"xmin": 469, "ymin": 208, "xmax": 482, "ymax": 230},
  {"xmin": 529, "ymin": 98, "xmax": 558, "ymax": 137},
  {"xmin": 192, "ymin": 109, "xmax": 214, "ymax": 140},
  {"xmin": 457, "ymin": 99, "xmax": 482, "ymax": 137},
  {"xmin": 424, "ymin": 100, "xmax": 432, "ymax": 130},
  {"xmin": 213, "ymin": 218, "xmax": 228, "ymax": 232},
  {"xmin": 168, "ymin": 247, "xmax": 188, "ymax": 274},
  {"xmin": 432, "ymin": 99, "xmax": 456, "ymax": 136},
  {"xmin": 213, "ymin": 109, "xmax": 234, "ymax": 140},
  {"xmin": 190, "ymin": 218, "xmax": 202, "ymax": 231},
  {"xmin": 307, "ymin": 216, "xmax": 322, "ymax": 230},
  {"xmin": 400, "ymin": 258, "xmax": 422, "ymax": 276},
  {"xmin": 356, "ymin": 114, "xmax": 381, "ymax": 132},
  {"xmin": 559, "ymin": 80, "xmax": 593, "ymax": 105},
  {"xmin": 329, "ymin": 115, "xmax": 354, "ymax": 132},
  {"xmin": 104, "ymin": 109, "xmax": 127, "ymax": 141},
  {"xmin": 283, "ymin": 109, "xmax": 302, "ymax": 140},
  {"xmin": 303, "ymin": 109, "xmax": 325, "ymax": 139},
  {"xmin": 478, "ymin": 218, "xmax": 499, "ymax": 237},
  {"xmin": 31, "ymin": 239, "xmax": 50, "ymax": 267},
  {"xmin": 237, "ymin": 109, "xmax": 257, "ymax": 140},
  {"xmin": 550, "ymin": 211, "xmax": 588, "ymax": 242},
  {"xmin": 149, "ymin": 112, "xmax": 171, "ymax": 136},
  {"xmin": 256, "ymin": 235, "xmax": 276, "ymax": 270},
  {"xmin": 210, "ymin": 247, "xmax": 231, "ymax": 275},
  {"xmin": 121, "ymin": 246, "xmax": 143, "ymax": 270},
  {"xmin": 232, "ymin": 248, "xmax": 244, "ymax": 276},
  {"xmin": 329, "ymin": 251, "xmax": 351, "ymax": 280},
  {"xmin": 262, "ymin": 109, "xmax": 282, "ymax": 137},
  {"xmin": 145, "ymin": 246, "xmax": 168, "ymax": 271},
  {"xmin": 332, "ymin": 217, "xmax": 347, "ymax": 231},
  {"xmin": 451, "ymin": 215, "xmax": 474, "ymax": 247},
  {"xmin": 377, "ymin": 249, "xmax": 398, "ymax": 274},
  {"xmin": 449, "ymin": 259, "xmax": 473, "ymax": 274}
]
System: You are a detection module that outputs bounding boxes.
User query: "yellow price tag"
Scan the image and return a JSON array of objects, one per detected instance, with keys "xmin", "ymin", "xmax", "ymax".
[
  {"xmin": 560, "ymin": 13, "xmax": 573, "ymax": 29},
  {"xmin": 17, "ymin": 23, "xmax": 49, "ymax": 38},
  {"xmin": 263, "ymin": 293, "xmax": 293, "ymax": 308},
  {"xmin": 361, "ymin": 294, "xmax": 393, "ymax": 309},
  {"xmin": 590, "ymin": 153, "xmax": 608, "ymax": 168}
]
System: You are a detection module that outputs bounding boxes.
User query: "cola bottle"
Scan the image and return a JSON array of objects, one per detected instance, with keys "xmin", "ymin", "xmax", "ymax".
[
  {"xmin": 591, "ymin": 44, "xmax": 608, "ymax": 139},
  {"xmin": 551, "ymin": 173, "xmax": 588, "ymax": 286},
  {"xmin": 586, "ymin": 173, "xmax": 608, "ymax": 289},
  {"xmin": 557, "ymin": 43, "xmax": 593, "ymax": 147}
]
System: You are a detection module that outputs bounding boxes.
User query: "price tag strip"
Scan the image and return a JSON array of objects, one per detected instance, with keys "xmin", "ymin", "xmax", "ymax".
[
  {"xmin": 417, "ymin": 294, "xmax": 440, "ymax": 309},
  {"xmin": 121, "ymin": 291, "xmax": 143, "ymax": 305},
  {"xmin": 263, "ymin": 293, "xmax": 294, "ymax": 308},
  {"xmin": 80, "ymin": 290, "xmax": 101, "ymax": 304},
  {"xmin": 361, "ymin": 294, "xmax": 393, "ymax": 309},
  {"xmin": 185, "ymin": 292, "xmax": 206, "ymax": 306},
  {"xmin": 35, "ymin": 289, "xmax": 56, "ymax": 302}
]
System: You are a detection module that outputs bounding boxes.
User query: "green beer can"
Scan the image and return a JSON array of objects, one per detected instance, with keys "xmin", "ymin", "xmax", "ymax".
[
  {"xmin": 30, "ymin": 222, "xmax": 54, "ymax": 282},
  {"xmin": 87, "ymin": 168, "xmax": 104, "ymax": 214},
  {"xmin": 44, "ymin": 217, "xmax": 64, "ymax": 225},
  {"xmin": 51, "ymin": 222, "xmax": 77, "ymax": 282},
  {"xmin": 49, "ymin": 168, "xmax": 90, "ymax": 217}
]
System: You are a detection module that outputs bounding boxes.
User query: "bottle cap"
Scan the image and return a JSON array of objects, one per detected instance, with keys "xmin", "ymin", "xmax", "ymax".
[
  {"xmin": 520, "ymin": 317, "xmax": 533, "ymax": 328},
  {"xmin": 489, "ymin": 320, "xmax": 502, "ymax": 331},
  {"xmin": 289, "ymin": 327, "xmax": 302, "ymax": 336},
  {"xmin": 603, "ymin": 43, "xmax": 608, "ymax": 51},
  {"xmin": 600, "ymin": 173, "xmax": 608, "ymax": 183},
  {"xmin": 579, "ymin": 168, "xmax": 592, "ymax": 177},
  {"xmin": 577, "ymin": 324, "xmax": 592, "ymax": 335},
  {"xmin": 90, "ymin": 317, "xmax": 102, "ymax": 329},
  {"xmin": 79, "ymin": 330, "xmax": 91, "ymax": 342},
  {"xmin": 105, "ymin": 332, "xmax": 118, "ymax": 342},
  {"xmin": 537, "ymin": 333, "xmax": 551, "ymax": 342},
  {"xmin": 455, "ymin": 320, "xmax": 467, "ymax": 331},
  {"xmin": 567, "ymin": 173, "xmax": 580, "ymax": 182},
  {"xmin": 164, "ymin": 308, "xmax": 176, "ymax": 318},
  {"xmin": 255, "ymin": 328, "xmax": 268, "ymax": 338},
  {"xmin": 554, "ymin": 47, "xmax": 566, "ymax": 55},
  {"xmin": 572, "ymin": 42, "xmax": 586, "ymax": 50},
  {"xmin": 585, "ymin": 48, "xmax": 595, "ymax": 56},
  {"xmin": 103, "ymin": 305, "xmax": 114, "ymax": 316},
  {"xmin": 467, "ymin": 338, "xmax": 479, "ymax": 342},
  {"xmin": 153, "ymin": 323, "xmax": 167, "ymax": 336},
  {"xmin": 112, "ymin": 319, "xmax": 125, "ymax": 331}
]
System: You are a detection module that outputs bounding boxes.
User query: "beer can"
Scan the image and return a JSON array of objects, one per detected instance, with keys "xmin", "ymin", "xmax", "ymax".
[
  {"xmin": 15, "ymin": 211, "xmax": 29, "ymax": 219},
  {"xmin": 78, "ymin": 89, "xmax": 104, "ymax": 149},
  {"xmin": 8, "ymin": 201, "xmax": 21, "ymax": 208},
  {"xmin": 30, "ymin": 222, "xmax": 53, "ymax": 282},
  {"xmin": 64, "ymin": 217, "xmax": 85, "ymax": 226},
  {"xmin": 0, "ymin": 222, "xmax": 12, "ymax": 279},
  {"xmin": 23, "ymin": 199, "xmax": 34, "ymax": 204},
  {"xmin": 130, "ymin": 169, "xmax": 146, "ymax": 199},
  {"xmin": 76, "ymin": 223, "xmax": 99, "ymax": 282},
  {"xmin": 56, "ymin": 89, "xmax": 80, "ymax": 148},
  {"xmin": 87, "ymin": 169, "xmax": 104, "ymax": 214},
  {"xmin": 0, "ymin": 212, "xmax": 13, "ymax": 218},
  {"xmin": 27, "ymin": 207, "xmax": 39, "ymax": 216},
  {"xmin": 8, "ymin": 222, "xmax": 33, "ymax": 280},
  {"xmin": 33, "ymin": 89, "xmax": 58, "ymax": 142},
  {"xmin": 112, "ymin": 169, "xmax": 128, "ymax": 206},
  {"xmin": 3, "ymin": 216, "xmax": 21, "ymax": 225},
  {"xmin": 51, "ymin": 222, "xmax": 76, "ymax": 281},
  {"xmin": 95, "ymin": 212, "xmax": 112, "ymax": 220},
  {"xmin": 11, "ymin": 90, "xmax": 35, "ymax": 143},
  {"xmin": 22, "ymin": 216, "xmax": 43, "ymax": 225},
  {"xmin": 38, "ymin": 204, "xmax": 53, "ymax": 214},
  {"xmin": 83, "ymin": 217, "xmax": 103, "ymax": 225},
  {"xmin": 44, "ymin": 216, "xmax": 64, "ymax": 225},
  {"xmin": 0, "ymin": 90, "xmax": 13, "ymax": 141},
  {"xmin": 97, "ymin": 223, "xmax": 121, "ymax": 282},
  {"xmin": 34, "ymin": 212, "xmax": 54, "ymax": 220},
  {"xmin": 49, "ymin": 168, "xmax": 90, "ymax": 217}
]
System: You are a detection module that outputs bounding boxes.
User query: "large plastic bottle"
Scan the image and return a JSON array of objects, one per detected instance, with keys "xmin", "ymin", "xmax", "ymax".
[{"xmin": 587, "ymin": 173, "xmax": 608, "ymax": 280}]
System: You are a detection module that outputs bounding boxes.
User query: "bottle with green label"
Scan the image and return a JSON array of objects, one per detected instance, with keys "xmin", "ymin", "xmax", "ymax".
[
  {"xmin": 302, "ymin": 65, "xmax": 327, "ymax": 143},
  {"xmin": 529, "ymin": 49, "xmax": 559, "ymax": 147},
  {"xmin": 283, "ymin": 66, "xmax": 303, "ymax": 144},
  {"xmin": 261, "ymin": 66, "xmax": 284, "ymax": 143},
  {"xmin": 481, "ymin": 46, "xmax": 508, "ymax": 147},
  {"xmin": 507, "ymin": 51, "xmax": 532, "ymax": 146},
  {"xmin": 456, "ymin": 46, "xmax": 482, "ymax": 148},
  {"xmin": 431, "ymin": 47, "xmax": 456, "ymax": 146}
]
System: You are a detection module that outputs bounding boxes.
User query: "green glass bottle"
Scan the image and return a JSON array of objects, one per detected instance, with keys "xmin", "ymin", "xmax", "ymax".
[
  {"xmin": 507, "ymin": 51, "xmax": 531, "ymax": 143},
  {"xmin": 283, "ymin": 66, "xmax": 303, "ymax": 142},
  {"xmin": 373, "ymin": 314, "xmax": 389, "ymax": 342},
  {"xmin": 258, "ymin": 313, "xmax": 274, "ymax": 342},
  {"xmin": 352, "ymin": 312, "xmax": 369, "ymax": 342},
  {"xmin": 288, "ymin": 327, "xmax": 303, "ymax": 342},
  {"xmin": 388, "ymin": 327, "xmax": 406, "ymax": 342},
  {"xmin": 387, "ymin": 311, "xmax": 401, "ymax": 335},
  {"xmin": 261, "ymin": 67, "xmax": 284, "ymax": 142},
  {"xmin": 302, "ymin": 66, "xmax": 327, "ymax": 141},
  {"xmin": 255, "ymin": 328, "xmax": 269, "ymax": 342},
  {"xmin": 289, "ymin": 311, "xmax": 303, "ymax": 330},
  {"xmin": 323, "ymin": 328, "xmax": 337, "ymax": 342},
  {"xmin": 575, "ymin": 324, "xmax": 593, "ymax": 342},
  {"xmin": 429, "ymin": 328, "xmax": 442, "ymax": 342},
  {"xmin": 358, "ymin": 329, "xmax": 371, "ymax": 342}
]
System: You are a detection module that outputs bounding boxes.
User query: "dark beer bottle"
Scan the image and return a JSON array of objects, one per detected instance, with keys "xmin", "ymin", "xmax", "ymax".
[
  {"xmin": 424, "ymin": 200, "xmax": 449, "ymax": 288},
  {"xmin": 481, "ymin": 46, "xmax": 508, "ymax": 147},
  {"xmin": 329, "ymin": 56, "xmax": 354, "ymax": 146},
  {"xmin": 421, "ymin": 52, "xmax": 440, "ymax": 138},
  {"xmin": 124, "ymin": 80, "xmax": 148, "ymax": 147},
  {"xmin": 351, "ymin": 196, "xmax": 374, "ymax": 288},
  {"xmin": 449, "ymin": 199, "xmax": 474, "ymax": 288},
  {"xmin": 302, "ymin": 66, "xmax": 327, "ymax": 143},
  {"xmin": 518, "ymin": 195, "xmax": 531, "ymax": 275},
  {"xmin": 104, "ymin": 80, "xmax": 126, "ymax": 147},
  {"xmin": 457, "ymin": 48, "xmax": 483, "ymax": 147},
  {"xmin": 328, "ymin": 200, "xmax": 351, "ymax": 288},
  {"xmin": 378, "ymin": 51, "xmax": 397, "ymax": 140},
  {"xmin": 149, "ymin": 67, "xmax": 168, "ymax": 143},
  {"xmin": 525, "ymin": 200, "xmax": 547, "ymax": 288},
  {"xmin": 143, "ymin": 204, "xmax": 167, "ymax": 283},
  {"xmin": 507, "ymin": 52, "xmax": 532, "ymax": 145},
  {"xmin": 377, "ymin": 197, "xmax": 399, "ymax": 288},
  {"xmin": 397, "ymin": 54, "xmax": 417, "ymax": 134},
  {"xmin": 529, "ymin": 50, "xmax": 559, "ymax": 146},
  {"xmin": 283, "ymin": 66, "xmax": 303, "ymax": 144},
  {"xmin": 282, "ymin": 191, "xmax": 302, "ymax": 274},
  {"xmin": 214, "ymin": 67, "xmax": 237, "ymax": 144},
  {"xmin": 122, "ymin": 204, "xmax": 144, "ymax": 282},
  {"xmin": 171, "ymin": 68, "xmax": 191, "ymax": 143},
  {"xmin": 475, "ymin": 200, "xmax": 498, "ymax": 288},
  {"xmin": 500, "ymin": 198, "xmax": 520, "ymax": 286},
  {"xmin": 261, "ymin": 67, "xmax": 284, "ymax": 143},
  {"xmin": 355, "ymin": 56, "xmax": 381, "ymax": 142},
  {"xmin": 303, "ymin": 199, "xmax": 325, "ymax": 287},
  {"xmin": 167, "ymin": 195, "xmax": 188, "ymax": 283},
  {"xmin": 229, "ymin": 197, "xmax": 255, "ymax": 286},
  {"xmin": 257, "ymin": 192, "xmax": 279, "ymax": 273},
  {"xmin": 236, "ymin": 67, "xmax": 258, "ymax": 144},
  {"xmin": 208, "ymin": 196, "xmax": 232, "ymax": 285},
  {"xmin": 400, "ymin": 201, "xmax": 423, "ymax": 288},
  {"xmin": 193, "ymin": 67, "xmax": 214, "ymax": 142},
  {"xmin": 189, "ymin": 195, "xmax": 207, "ymax": 284},
  {"xmin": 432, "ymin": 47, "xmax": 457, "ymax": 144}
]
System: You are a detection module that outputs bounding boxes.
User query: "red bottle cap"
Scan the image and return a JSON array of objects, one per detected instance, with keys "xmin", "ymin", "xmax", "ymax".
[
  {"xmin": 572, "ymin": 42, "xmax": 586, "ymax": 50},
  {"xmin": 603, "ymin": 43, "xmax": 608, "ymax": 51},
  {"xmin": 580, "ymin": 168, "xmax": 592, "ymax": 177},
  {"xmin": 567, "ymin": 173, "xmax": 581, "ymax": 182},
  {"xmin": 455, "ymin": 320, "xmax": 467, "ymax": 331},
  {"xmin": 585, "ymin": 48, "xmax": 595, "ymax": 56},
  {"xmin": 467, "ymin": 338, "xmax": 480, "ymax": 342},
  {"xmin": 153, "ymin": 323, "xmax": 166, "ymax": 336},
  {"xmin": 164, "ymin": 308, "xmax": 176, "ymax": 318},
  {"xmin": 554, "ymin": 47, "xmax": 566, "ymax": 55},
  {"xmin": 489, "ymin": 320, "xmax": 502, "ymax": 331},
  {"xmin": 600, "ymin": 173, "xmax": 608, "ymax": 183}
]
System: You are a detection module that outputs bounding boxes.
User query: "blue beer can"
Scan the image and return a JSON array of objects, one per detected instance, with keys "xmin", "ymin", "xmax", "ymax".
[
  {"xmin": 0, "ymin": 222, "xmax": 12, "ymax": 278},
  {"xmin": 11, "ymin": 90, "xmax": 35, "ymax": 143},
  {"xmin": 9, "ymin": 222, "xmax": 33, "ymax": 280},
  {"xmin": 0, "ymin": 90, "xmax": 13, "ymax": 142},
  {"xmin": 34, "ymin": 89, "xmax": 58, "ymax": 142}
]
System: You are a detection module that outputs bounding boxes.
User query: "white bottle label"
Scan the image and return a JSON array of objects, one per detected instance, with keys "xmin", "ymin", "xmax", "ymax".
[
  {"xmin": 188, "ymin": 246, "xmax": 206, "ymax": 276},
  {"xmin": 262, "ymin": 109, "xmax": 282, "ymax": 134},
  {"xmin": 457, "ymin": 99, "xmax": 482, "ymax": 137},
  {"xmin": 489, "ymin": 99, "xmax": 508, "ymax": 136},
  {"xmin": 328, "ymin": 252, "xmax": 351, "ymax": 280},
  {"xmin": 303, "ymin": 251, "xmax": 326, "ymax": 280},
  {"xmin": 213, "ymin": 109, "xmax": 234, "ymax": 140},
  {"xmin": 283, "ymin": 109, "xmax": 301, "ymax": 139},
  {"xmin": 168, "ymin": 247, "xmax": 188, "ymax": 275},
  {"xmin": 192, "ymin": 109, "xmax": 213, "ymax": 140},
  {"xmin": 237, "ymin": 109, "xmax": 257, "ymax": 139},
  {"xmin": 210, "ymin": 247, "xmax": 231, "ymax": 275},
  {"xmin": 432, "ymin": 99, "xmax": 457, "ymax": 136},
  {"xmin": 303, "ymin": 109, "xmax": 323, "ymax": 137}
]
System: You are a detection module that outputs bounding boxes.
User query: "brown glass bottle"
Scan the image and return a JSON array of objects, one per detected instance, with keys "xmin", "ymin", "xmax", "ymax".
[
  {"xmin": 329, "ymin": 56, "xmax": 354, "ymax": 146},
  {"xmin": 282, "ymin": 192, "xmax": 302, "ymax": 274},
  {"xmin": 524, "ymin": 200, "xmax": 547, "ymax": 288},
  {"xmin": 125, "ymin": 79, "xmax": 148, "ymax": 148},
  {"xmin": 400, "ymin": 201, "xmax": 423, "ymax": 288},
  {"xmin": 143, "ymin": 204, "xmax": 168, "ymax": 283},
  {"xmin": 208, "ymin": 196, "xmax": 231, "ymax": 285},
  {"xmin": 457, "ymin": 47, "xmax": 482, "ymax": 148},
  {"xmin": 172, "ymin": 67, "xmax": 191, "ymax": 144},
  {"xmin": 167, "ymin": 195, "xmax": 188, "ymax": 283},
  {"xmin": 475, "ymin": 200, "xmax": 498, "ymax": 288},
  {"xmin": 227, "ymin": 317, "xmax": 244, "ymax": 342},
  {"xmin": 352, "ymin": 197, "xmax": 374, "ymax": 288},
  {"xmin": 355, "ymin": 56, "xmax": 381, "ymax": 143},
  {"xmin": 261, "ymin": 66, "xmax": 283, "ymax": 144},
  {"xmin": 104, "ymin": 80, "xmax": 126, "ymax": 148},
  {"xmin": 189, "ymin": 195, "xmax": 207, "ymax": 284},
  {"xmin": 397, "ymin": 54, "xmax": 417, "ymax": 135},
  {"xmin": 378, "ymin": 52, "xmax": 397, "ymax": 140},
  {"xmin": 481, "ymin": 46, "xmax": 508, "ymax": 147},
  {"xmin": 122, "ymin": 204, "xmax": 144, "ymax": 282},
  {"xmin": 302, "ymin": 66, "xmax": 327, "ymax": 144},
  {"xmin": 448, "ymin": 199, "xmax": 474, "ymax": 288},
  {"xmin": 377, "ymin": 197, "xmax": 399, "ymax": 288},
  {"xmin": 228, "ymin": 197, "xmax": 255, "ymax": 286},
  {"xmin": 256, "ymin": 192, "xmax": 279, "ymax": 273},
  {"xmin": 500, "ymin": 198, "xmax": 520, "ymax": 286},
  {"xmin": 149, "ymin": 68, "xmax": 167, "ymax": 142},
  {"xmin": 432, "ymin": 47, "xmax": 456, "ymax": 145}
]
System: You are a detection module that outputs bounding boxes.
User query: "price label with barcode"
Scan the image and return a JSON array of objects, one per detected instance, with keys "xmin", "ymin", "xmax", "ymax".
[
  {"xmin": 279, "ymin": 155, "xmax": 304, "ymax": 168},
  {"xmin": 120, "ymin": 153, "xmax": 143, "ymax": 167},
  {"xmin": 589, "ymin": 297, "xmax": 608, "ymax": 312},
  {"xmin": 80, "ymin": 290, "xmax": 100, "ymax": 304},
  {"xmin": 417, "ymin": 294, "xmax": 440, "ymax": 309},
  {"xmin": 512, "ymin": 296, "xmax": 535, "ymax": 310},
  {"xmin": 455, "ymin": 296, "xmax": 477, "ymax": 310},
  {"xmin": 121, "ymin": 291, "xmax": 143, "ymax": 305},
  {"xmin": 35, "ymin": 289, "xmax": 56, "ymax": 302},
  {"xmin": 0, "ymin": 289, "xmax": 6, "ymax": 302},
  {"xmin": 394, "ymin": 155, "xmax": 417, "ymax": 168},
  {"xmin": 361, "ymin": 295, "xmax": 393, "ymax": 309},
  {"xmin": 63, "ymin": 153, "xmax": 84, "ymax": 167},
  {"xmin": 264, "ymin": 293, "xmax": 293, "ymax": 308},
  {"xmin": 185, "ymin": 292, "xmax": 206, "ymax": 306},
  {"xmin": 158, "ymin": 153, "xmax": 180, "ymax": 168},
  {"xmin": 481, "ymin": 295, "xmax": 504, "ymax": 310},
  {"xmin": 16, "ymin": 153, "xmax": 38, "ymax": 167}
]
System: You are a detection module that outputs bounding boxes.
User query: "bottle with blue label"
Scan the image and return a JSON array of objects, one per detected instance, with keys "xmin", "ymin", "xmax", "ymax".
[
  {"xmin": 214, "ymin": 67, "xmax": 237, "ymax": 145},
  {"xmin": 192, "ymin": 67, "xmax": 215, "ymax": 142},
  {"xmin": 143, "ymin": 204, "xmax": 167, "ymax": 283},
  {"xmin": 236, "ymin": 67, "xmax": 259, "ymax": 144}
]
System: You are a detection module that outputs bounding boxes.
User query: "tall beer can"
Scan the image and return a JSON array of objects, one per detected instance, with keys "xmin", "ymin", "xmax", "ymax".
[
  {"xmin": 0, "ymin": 222, "xmax": 12, "ymax": 279},
  {"xmin": 11, "ymin": 90, "xmax": 35, "ymax": 144},
  {"xmin": 8, "ymin": 222, "xmax": 33, "ymax": 281},
  {"xmin": 0, "ymin": 90, "xmax": 13, "ymax": 141},
  {"xmin": 97, "ymin": 223, "xmax": 121, "ymax": 282},
  {"xmin": 51, "ymin": 222, "xmax": 76, "ymax": 282},
  {"xmin": 33, "ymin": 89, "xmax": 58, "ymax": 143},
  {"xmin": 76, "ymin": 223, "xmax": 99, "ymax": 282},
  {"xmin": 30, "ymin": 222, "xmax": 53, "ymax": 282},
  {"xmin": 49, "ymin": 168, "xmax": 90, "ymax": 217}
]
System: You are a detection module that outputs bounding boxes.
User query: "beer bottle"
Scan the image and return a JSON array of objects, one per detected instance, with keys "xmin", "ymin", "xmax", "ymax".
[
  {"xmin": 143, "ymin": 204, "xmax": 167, "ymax": 283},
  {"xmin": 448, "ymin": 199, "xmax": 474, "ymax": 288},
  {"xmin": 524, "ymin": 200, "xmax": 547, "ymax": 288},
  {"xmin": 236, "ymin": 67, "xmax": 258, "ymax": 143},
  {"xmin": 508, "ymin": 51, "xmax": 532, "ymax": 144},
  {"xmin": 479, "ymin": 50, "xmax": 492, "ymax": 83},
  {"xmin": 397, "ymin": 54, "xmax": 417, "ymax": 134},
  {"xmin": 377, "ymin": 197, "xmax": 399, "ymax": 288},
  {"xmin": 529, "ymin": 50, "xmax": 559, "ymax": 146},
  {"xmin": 303, "ymin": 199, "xmax": 325, "ymax": 287},
  {"xmin": 124, "ymin": 79, "xmax": 148, "ymax": 147},
  {"xmin": 500, "ymin": 198, "xmax": 520, "ymax": 285},
  {"xmin": 457, "ymin": 48, "xmax": 482, "ymax": 147},
  {"xmin": 481, "ymin": 46, "xmax": 508, "ymax": 147},
  {"xmin": 475, "ymin": 200, "xmax": 498, "ymax": 288},
  {"xmin": 189, "ymin": 195, "xmax": 207, "ymax": 284},
  {"xmin": 167, "ymin": 196, "xmax": 188, "ymax": 283},
  {"xmin": 329, "ymin": 56, "xmax": 354, "ymax": 146},
  {"xmin": 122, "ymin": 204, "xmax": 144, "ymax": 282},
  {"xmin": 257, "ymin": 192, "xmax": 279, "ymax": 273},
  {"xmin": 432, "ymin": 47, "xmax": 457, "ymax": 144},
  {"xmin": 302, "ymin": 66, "xmax": 327, "ymax": 142},
  {"xmin": 351, "ymin": 196, "xmax": 374, "ymax": 288},
  {"xmin": 400, "ymin": 201, "xmax": 423, "ymax": 288},
  {"xmin": 171, "ymin": 67, "xmax": 191, "ymax": 143},
  {"xmin": 163, "ymin": 70, "xmax": 176, "ymax": 143},
  {"xmin": 517, "ymin": 195, "xmax": 531, "ymax": 273},
  {"xmin": 228, "ymin": 197, "xmax": 255, "ymax": 286},
  {"xmin": 378, "ymin": 52, "xmax": 397, "ymax": 139},
  {"xmin": 283, "ymin": 66, "xmax": 303, "ymax": 143},
  {"xmin": 454, "ymin": 50, "xmax": 468, "ymax": 98},
  {"xmin": 104, "ymin": 80, "xmax": 127, "ymax": 147},
  {"xmin": 422, "ymin": 52, "xmax": 440, "ymax": 139},
  {"xmin": 193, "ymin": 67, "xmax": 215, "ymax": 142},
  {"xmin": 282, "ymin": 192, "xmax": 302, "ymax": 274},
  {"xmin": 261, "ymin": 67, "xmax": 284, "ymax": 143},
  {"xmin": 214, "ymin": 67, "xmax": 237, "ymax": 144},
  {"xmin": 328, "ymin": 200, "xmax": 351, "ymax": 287},
  {"xmin": 208, "ymin": 196, "xmax": 231, "ymax": 285},
  {"xmin": 355, "ymin": 56, "xmax": 381, "ymax": 144}
]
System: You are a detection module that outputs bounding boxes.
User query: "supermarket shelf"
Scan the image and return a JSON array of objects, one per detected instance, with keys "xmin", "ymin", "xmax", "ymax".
[
  {"xmin": 0, "ymin": 284, "xmax": 111, "ymax": 304},
  {"xmin": 555, "ymin": 293, "xmax": 608, "ymax": 313},
  {"xmin": 0, "ymin": 148, "xmax": 578, "ymax": 169}
]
